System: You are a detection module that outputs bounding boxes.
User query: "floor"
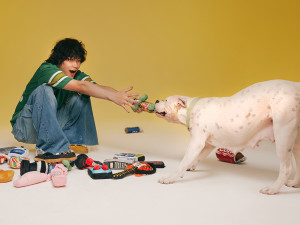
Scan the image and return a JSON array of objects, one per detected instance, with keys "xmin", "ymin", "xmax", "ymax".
[{"xmin": 1, "ymin": 120, "xmax": 300, "ymax": 225}]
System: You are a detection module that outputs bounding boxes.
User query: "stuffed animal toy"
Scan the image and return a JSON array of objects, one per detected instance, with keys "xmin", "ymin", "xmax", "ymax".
[{"xmin": 13, "ymin": 171, "xmax": 48, "ymax": 188}]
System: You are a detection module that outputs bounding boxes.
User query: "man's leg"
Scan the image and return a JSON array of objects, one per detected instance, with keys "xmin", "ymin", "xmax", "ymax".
[
  {"xmin": 57, "ymin": 93, "xmax": 98, "ymax": 146},
  {"xmin": 12, "ymin": 85, "xmax": 70, "ymax": 154}
]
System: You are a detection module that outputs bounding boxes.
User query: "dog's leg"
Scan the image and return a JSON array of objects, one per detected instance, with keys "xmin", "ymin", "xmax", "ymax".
[
  {"xmin": 260, "ymin": 120, "xmax": 298, "ymax": 195},
  {"xmin": 286, "ymin": 133, "xmax": 300, "ymax": 188},
  {"xmin": 158, "ymin": 137, "xmax": 208, "ymax": 184},
  {"xmin": 188, "ymin": 144, "xmax": 215, "ymax": 171}
]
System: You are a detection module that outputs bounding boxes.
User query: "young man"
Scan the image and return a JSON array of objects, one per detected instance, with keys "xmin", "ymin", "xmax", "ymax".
[{"xmin": 10, "ymin": 38, "xmax": 138, "ymax": 163}]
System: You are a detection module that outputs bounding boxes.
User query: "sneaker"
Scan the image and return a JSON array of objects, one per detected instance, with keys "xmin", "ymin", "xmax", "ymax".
[
  {"xmin": 69, "ymin": 145, "xmax": 88, "ymax": 154},
  {"xmin": 34, "ymin": 150, "xmax": 77, "ymax": 163}
]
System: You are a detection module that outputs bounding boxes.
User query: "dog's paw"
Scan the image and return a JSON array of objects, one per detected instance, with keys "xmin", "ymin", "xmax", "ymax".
[
  {"xmin": 158, "ymin": 176, "xmax": 176, "ymax": 184},
  {"xmin": 187, "ymin": 165, "xmax": 197, "ymax": 171},
  {"xmin": 259, "ymin": 186, "xmax": 279, "ymax": 195},
  {"xmin": 285, "ymin": 179, "xmax": 300, "ymax": 188}
]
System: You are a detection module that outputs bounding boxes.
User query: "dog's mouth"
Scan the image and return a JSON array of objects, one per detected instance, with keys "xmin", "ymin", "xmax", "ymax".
[{"xmin": 156, "ymin": 111, "xmax": 166, "ymax": 117}]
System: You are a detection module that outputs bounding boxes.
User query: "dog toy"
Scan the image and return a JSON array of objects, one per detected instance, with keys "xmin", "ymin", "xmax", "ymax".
[
  {"xmin": 132, "ymin": 94, "xmax": 155, "ymax": 112},
  {"xmin": 62, "ymin": 160, "xmax": 72, "ymax": 171},
  {"xmin": 124, "ymin": 126, "xmax": 143, "ymax": 133},
  {"xmin": 75, "ymin": 154, "xmax": 102, "ymax": 170},
  {"xmin": 216, "ymin": 148, "xmax": 247, "ymax": 164},
  {"xmin": 0, "ymin": 155, "xmax": 8, "ymax": 164},
  {"xmin": 8, "ymin": 147, "xmax": 30, "ymax": 158},
  {"xmin": 49, "ymin": 164, "xmax": 68, "ymax": 187},
  {"xmin": 112, "ymin": 161, "xmax": 156, "ymax": 179},
  {"xmin": 88, "ymin": 165, "xmax": 113, "ymax": 179},
  {"xmin": 145, "ymin": 161, "xmax": 165, "ymax": 168},
  {"xmin": 13, "ymin": 171, "xmax": 48, "ymax": 188},
  {"xmin": 113, "ymin": 153, "xmax": 145, "ymax": 162},
  {"xmin": 0, "ymin": 146, "xmax": 29, "ymax": 165},
  {"xmin": 9, "ymin": 156, "xmax": 30, "ymax": 169},
  {"xmin": 112, "ymin": 166, "xmax": 137, "ymax": 179},
  {"xmin": 0, "ymin": 169, "xmax": 14, "ymax": 183},
  {"xmin": 20, "ymin": 160, "xmax": 49, "ymax": 175},
  {"xmin": 0, "ymin": 146, "xmax": 17, "ymax": 155},
  {"xmin": 104, "ymin": 158, "xmax": 134, "ymax": 170}
]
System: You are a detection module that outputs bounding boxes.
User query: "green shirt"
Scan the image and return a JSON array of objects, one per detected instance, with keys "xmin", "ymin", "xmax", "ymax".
[{"xmin": 10, "ymin": 62, "xmax": 96, "ymax": 126}]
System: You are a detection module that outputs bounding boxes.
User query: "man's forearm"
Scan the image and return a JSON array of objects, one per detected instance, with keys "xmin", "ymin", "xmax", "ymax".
[{"xmin": 78, "ymin": 81, "xmax": 117, "ymax": 101}]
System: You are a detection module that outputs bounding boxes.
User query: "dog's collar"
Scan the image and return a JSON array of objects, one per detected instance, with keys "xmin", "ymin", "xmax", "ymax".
[{"xmin": 186, "ymin": 97, "xmax": 201, "ymax": 130}]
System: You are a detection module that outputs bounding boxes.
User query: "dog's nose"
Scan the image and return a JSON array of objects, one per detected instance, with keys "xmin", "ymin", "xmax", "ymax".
[{"xmin": 155, "ymin": 100, "xmax": 159, "ymax": 104}]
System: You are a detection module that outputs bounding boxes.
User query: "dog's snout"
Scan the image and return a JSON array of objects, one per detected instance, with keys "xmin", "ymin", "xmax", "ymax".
[{"xmin": 155, "ymin": 100, "xmax": 160, "ymax": 104}]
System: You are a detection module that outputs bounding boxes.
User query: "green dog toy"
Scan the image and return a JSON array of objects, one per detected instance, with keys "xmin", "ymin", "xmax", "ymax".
[{"xmin": 132, "ymin": 94, "xmax": 156, "ymax": 112}]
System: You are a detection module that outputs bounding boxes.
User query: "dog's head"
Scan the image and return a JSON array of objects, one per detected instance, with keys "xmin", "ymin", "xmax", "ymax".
[{"xmin": 155, "ymin": 95, "xmax": 188, "ymax": 123}]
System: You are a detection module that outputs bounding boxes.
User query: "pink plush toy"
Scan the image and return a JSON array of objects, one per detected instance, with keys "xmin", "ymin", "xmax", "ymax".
[
  {"xmin": 13, "ymin": 171, "xmax": 48, "ymax": 188},
  {"xmin": 48, "ymin": 164, "xmax": 68, "ymax": 187},
  {"xmin": 13, "ymin": 164, "xmax": 68, "ymax": 188}
]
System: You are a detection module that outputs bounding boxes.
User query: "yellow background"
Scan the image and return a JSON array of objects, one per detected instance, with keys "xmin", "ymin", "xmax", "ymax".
[{"xmin": 1, "ymin": 0, "xmax": 299, "ymax": 131}]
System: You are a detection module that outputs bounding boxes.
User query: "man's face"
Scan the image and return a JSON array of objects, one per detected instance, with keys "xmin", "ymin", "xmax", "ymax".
[{"xmin": 58, "ymin": 58, "xmax": 82, "ymax": 78}]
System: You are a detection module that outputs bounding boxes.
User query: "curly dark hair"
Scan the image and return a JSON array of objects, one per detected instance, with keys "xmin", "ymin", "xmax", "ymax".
[{"xmin": 45, "ymin": 38, "xmax": 87, "ymax": 66}]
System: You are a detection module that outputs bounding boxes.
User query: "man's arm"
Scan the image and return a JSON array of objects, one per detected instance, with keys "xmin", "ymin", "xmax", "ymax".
[{"xmin": 63, "ymin": 79, "xmax": 138, "ymax": 112}]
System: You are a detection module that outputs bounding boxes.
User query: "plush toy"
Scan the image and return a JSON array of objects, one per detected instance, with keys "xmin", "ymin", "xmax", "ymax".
[
  {"xmin": 49, "ymin": 164, "xmax": 68, "ymax": 187},
  {"xmin": 13, "ymin": 171, "xmax": 48, "ymax": 188},
  {"xmin": 132, "ymin": 94, "xmax": 155, "ymax": 113},
  {"xmin": 0, "ymin": 169, "xmax": 14, "ymax": 183}
]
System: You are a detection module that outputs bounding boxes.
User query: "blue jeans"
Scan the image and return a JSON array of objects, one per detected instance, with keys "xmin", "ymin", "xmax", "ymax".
[{"xmin": 12, "ymin": 85, "xmax": 98, "ymax": 154}]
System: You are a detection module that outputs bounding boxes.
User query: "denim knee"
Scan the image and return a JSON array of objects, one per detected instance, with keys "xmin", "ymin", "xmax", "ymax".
[{"xmin": 27, "ymin": 85, "xmax": 57, "ymax": 110}]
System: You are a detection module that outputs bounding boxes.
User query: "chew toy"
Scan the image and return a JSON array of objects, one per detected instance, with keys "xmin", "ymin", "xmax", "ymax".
[
  {"xmin": 9, "ymin": 156, "xmax": 30, "ymax": 169},
  {"xmin": 88, "ymin": 166, "xmax": 113, "ymax": 179},
  {"xmin": 0, "ymin": 169, "xmax": 14, "ymax": 183},
  {"xmin": 112, "ymin": 161, "xmax": 156, "ymax": 179},
  {"xmin": 8, "ymin": 147, "xmax": 30, "ymax": 158},
  {"xmin": 125, "ymin": 126, "xmax": 143, "ymax": 133},
  {"xmin": 132, "ymin": 94, "xmax": 155, "ymax": 112},
  {"xmin": 113, "ymin": 153, "xmax": 145, "ymax": 162},
  {"xmin": 104, "ymin": 158, "xmax": 134, "ymax": 170},
  {"xmin": 0, "ymin": 155, "xmax": 8, "ymax": 164},
  {"xmin": 216, "ymin": 148, "xmax": 246, "ymax": 164},
  {"xmin": 75, "ymin": 154, "xmax": 102, "ymax": 170},
  {"xmin": 20, "ymin": 160, "xmax": 48, "ymax": 175}
]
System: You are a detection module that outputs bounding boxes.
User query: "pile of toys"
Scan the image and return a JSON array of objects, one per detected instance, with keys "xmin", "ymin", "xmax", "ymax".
[
  {"xmin": 0, "ymin": 146, "xmax": 165, "ymax": 188},
  {"xmin": 75, "ymin": 153, "xmax": 165, "ymax": 180}
]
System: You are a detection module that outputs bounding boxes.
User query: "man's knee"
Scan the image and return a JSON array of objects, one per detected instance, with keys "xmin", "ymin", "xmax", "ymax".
[{"xmin": 28, "ymin": 85, "xmax": 57, "ymax": 109}]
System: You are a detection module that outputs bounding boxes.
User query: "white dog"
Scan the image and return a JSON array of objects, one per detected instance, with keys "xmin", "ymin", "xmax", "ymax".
[{"xmin": 155, "ymin": 79, "xmax": 300, "ymax": 194}]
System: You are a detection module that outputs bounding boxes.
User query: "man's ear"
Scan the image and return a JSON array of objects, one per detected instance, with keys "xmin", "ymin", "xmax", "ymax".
[{"xmin": 177, "ymin": 98, "xmax": 187, "ymax": 108}]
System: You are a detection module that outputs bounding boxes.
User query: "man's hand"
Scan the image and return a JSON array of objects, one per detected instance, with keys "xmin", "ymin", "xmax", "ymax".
[{"xmin": 110, "ymin": 87, "xmax": 139, "ymax": 113}]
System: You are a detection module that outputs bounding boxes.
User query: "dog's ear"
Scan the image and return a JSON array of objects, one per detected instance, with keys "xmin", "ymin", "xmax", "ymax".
[{"xmin": 177, "ymin": 98, "xmax": 187, "ymax": 108}]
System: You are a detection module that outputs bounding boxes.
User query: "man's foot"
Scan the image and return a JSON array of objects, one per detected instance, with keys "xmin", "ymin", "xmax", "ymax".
[
  {"xmin": 69, "ymin": 145, "xmax": 88, "ymax": 154},
  {"xmin": 34, "ymin": 150, "xmax": 77, "ymax": 163}
]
